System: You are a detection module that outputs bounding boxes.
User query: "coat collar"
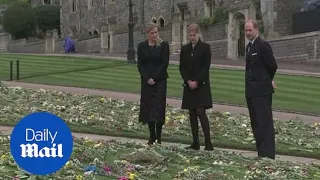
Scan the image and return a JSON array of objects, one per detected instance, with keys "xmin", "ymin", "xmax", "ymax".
[
  {"xmin": 249, "ymin": 35, "xmax": 261, "ymax": 47},
  {"xmin": 188, "ymin": 40, "xmax": 202, "ymax": 50}
]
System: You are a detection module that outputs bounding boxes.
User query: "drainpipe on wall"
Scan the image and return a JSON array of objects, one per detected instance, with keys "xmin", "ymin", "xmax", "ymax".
[
  {"xmin": 170, "ymin": 0, "xmax": 174, "ymax": 22},
  {"xmin": 171, "ymin": 0, "xmax": 175, "ymax": 12},
  {"xmin": 78, "ymin": 0, "xmax": 82, "ymax": 35},
  {"xmin": 141, "ymin": 0, "xmax": 144, "ymax": 30}
]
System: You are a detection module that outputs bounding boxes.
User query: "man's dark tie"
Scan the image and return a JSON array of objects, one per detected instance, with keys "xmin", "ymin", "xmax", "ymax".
[{"xmin": 246, "ymin": 42, "xmax": 252, "ymax": 55}]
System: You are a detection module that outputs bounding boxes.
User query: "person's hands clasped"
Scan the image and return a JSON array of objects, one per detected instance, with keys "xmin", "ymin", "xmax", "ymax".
[
  {"xmin": 147, "ymin": 78, "xmax": 156, "ymax": 85},
  {"xmin": 272, "ymin": 81, "xmax": 277, "ymax": 89},
  {"xmin": 188, "ymin": 80, "xmax": 198, "ymax": 89}
]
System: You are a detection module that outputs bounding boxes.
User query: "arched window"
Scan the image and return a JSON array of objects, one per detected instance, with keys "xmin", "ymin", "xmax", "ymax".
[
  {"xmin": 93, "ymin": 30, "xmax": 99, "ymax": 35},
  {"xmin": 152, "ymin": 19, "xmax": 157, "ymax": 24},
  {"xmin": 158, "ymin": 17, "xmax": 165, "ymax": 27}
]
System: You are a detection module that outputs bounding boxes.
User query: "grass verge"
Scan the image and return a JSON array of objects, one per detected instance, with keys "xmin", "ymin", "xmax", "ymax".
[{"xmin": 0, "ymin": 54, "xmax": 319, "ymax": 115}]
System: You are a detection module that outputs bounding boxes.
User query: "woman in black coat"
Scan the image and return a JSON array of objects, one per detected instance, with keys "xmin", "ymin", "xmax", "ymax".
[
  {"xmin": 137, "ymin": 22, "xmax": 170, "ymax": 145},
  {"xmin": 179, "ymin": 23, "xmax": 214, "ymax": 151}
]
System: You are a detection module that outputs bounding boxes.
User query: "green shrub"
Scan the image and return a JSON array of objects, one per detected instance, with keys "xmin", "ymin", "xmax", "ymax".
[
  {"xmin": 33, "ymin": 4, "xmax": 60, "ymax": 34},
  {"xmin": 199, "ymin": 7, "xmax": 228, "ymax": 27},
  {"xmin": 2, "ymin": 1, "xmax": 36, "ymax": 39}
]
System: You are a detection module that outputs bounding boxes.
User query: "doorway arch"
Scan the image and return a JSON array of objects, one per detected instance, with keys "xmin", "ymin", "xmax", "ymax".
[{"xmin": 227, "ymin": 11, "xmax": 246, "ymax": 60}]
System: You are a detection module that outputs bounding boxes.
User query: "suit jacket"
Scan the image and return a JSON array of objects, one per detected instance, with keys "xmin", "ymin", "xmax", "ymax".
[
  {"xmin": 137, "ymin": 40, "xmax": 170, "ymax": 82},
  {"xmin": 245, "ymin": 36, "xmax": 278, "ymax": 98},
  {"xmin": 179, "ymin": 40, "xmax": 211, "ymax": 87}
]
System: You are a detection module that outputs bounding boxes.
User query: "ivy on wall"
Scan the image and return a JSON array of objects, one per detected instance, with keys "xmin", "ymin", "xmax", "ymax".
[
  {"xmin": 198, "ymin": 7, "xmax": 228, "ymax": 27},
  {"xmin": 251, "ymin": 0, "xmax": 264, "ymax": 35}
]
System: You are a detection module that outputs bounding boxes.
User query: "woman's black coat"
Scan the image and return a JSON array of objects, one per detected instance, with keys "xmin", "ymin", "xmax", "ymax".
[
  {"xmin": 137, "ymin": 40, "xmax": 170, "ymax": 124},
  {"xmin": 179, "ymin": 40, "xmax": 213, "ymax": 110}
]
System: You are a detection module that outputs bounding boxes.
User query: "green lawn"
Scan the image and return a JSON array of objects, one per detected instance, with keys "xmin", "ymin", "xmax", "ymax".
[{"xmin": 1, "ymin": 54, "xmax": 319, "ymax": 115}]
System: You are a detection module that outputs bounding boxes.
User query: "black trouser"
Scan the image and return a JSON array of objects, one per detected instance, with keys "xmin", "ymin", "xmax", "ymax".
[
  {"xmin": 246, "ymin": 94, "xmax": 275, "ymax": 159},
  {"xmin": 188, "ymin": 108, "xmax": 211, "ymax": 142}
]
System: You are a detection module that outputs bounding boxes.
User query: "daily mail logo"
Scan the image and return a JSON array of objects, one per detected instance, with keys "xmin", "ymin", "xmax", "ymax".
[{"xmin": 10, "ymin": 112, "xmax": 73, "ymax": 175}]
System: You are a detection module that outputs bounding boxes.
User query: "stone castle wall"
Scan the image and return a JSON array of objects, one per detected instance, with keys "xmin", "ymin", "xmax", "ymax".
[
  {"xmin": 0, "ymin": 33, "xmax": 10, "ymax": 52},
  {"xmin": 268, "ymin": 31, "xmax": 320, "ymax": 63},
  {"xmin": 5, "ymin": 0, "xmax": 319, "ymax": 64},
  {"xmin": 7, "ymin": 27, "xmax": 320, "ymax": 64}
]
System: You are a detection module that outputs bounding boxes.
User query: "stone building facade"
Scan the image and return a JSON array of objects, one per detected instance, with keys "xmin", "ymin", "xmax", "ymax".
[{"xmin": 31, "ymin": 0, "xmax": 307, "ymax": 60}]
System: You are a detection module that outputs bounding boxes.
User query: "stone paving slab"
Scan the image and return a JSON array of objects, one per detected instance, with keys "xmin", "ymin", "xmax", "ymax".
[
  {"xmin": 2, "ymin": 81, "xmax": 320, "ymax": 124},
  {"xmin": 0, "ymin": 125, "xmax": 319, "ymax": 165}
]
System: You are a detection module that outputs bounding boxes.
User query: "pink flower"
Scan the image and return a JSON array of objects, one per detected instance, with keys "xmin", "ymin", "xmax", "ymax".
[
  {"xmin": 104, "ymin": 166, "xmax": 112, "ymax": 175},
  {"xmin": 126, "ymin": 164, "xmax": 135, "ymax": 172}
]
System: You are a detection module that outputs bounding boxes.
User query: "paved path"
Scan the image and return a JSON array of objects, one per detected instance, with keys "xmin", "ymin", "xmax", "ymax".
[
  {"xmin": 0, "ymin": 125, "xmax": 318, "ymax": 164},
  {"xmin": 3, "ymin": 81, "xmax": 319, "ymax": 124},
  {"xmin": 3, "ymin": 52, "xmax": 320, "ymax": 77}
]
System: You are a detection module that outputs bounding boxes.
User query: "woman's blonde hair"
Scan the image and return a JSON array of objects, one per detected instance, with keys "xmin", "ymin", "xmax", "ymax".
[
  {"xmin": 187, "ymin": 23, "xmax": 203, "ymax": 41},
  {"xmin": 144, "ymin": 22, "xmax": 163, "ymax": 46}
]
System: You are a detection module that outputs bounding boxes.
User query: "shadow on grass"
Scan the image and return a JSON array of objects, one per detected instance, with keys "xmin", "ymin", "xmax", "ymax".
[{"xmin": 17, "ymin": 61, "xmax": 129, "ymax": 80}]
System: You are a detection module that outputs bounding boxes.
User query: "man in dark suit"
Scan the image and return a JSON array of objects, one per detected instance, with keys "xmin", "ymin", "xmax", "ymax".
[{"xmin": 244, "ymin": 19, "xmax": 278, "ymax": 159}]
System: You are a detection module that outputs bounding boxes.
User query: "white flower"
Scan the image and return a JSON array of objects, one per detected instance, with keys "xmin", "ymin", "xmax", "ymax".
[
  {"xmin": 84, "ymin": 171, "xmax": 93, "ymax": 175},
  {"xmin": 223, "ymin": 112, "xmax": 231, "ymax": 116}
]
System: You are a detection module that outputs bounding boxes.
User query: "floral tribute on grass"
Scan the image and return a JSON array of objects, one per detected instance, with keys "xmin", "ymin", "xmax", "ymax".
[
  {"xmin": 1, "ymin": 135, "xmax": 320, "ymax": 180},
  {"xmin": 0, "ymin": 85, "xmax": 320, "ymax": 159}
]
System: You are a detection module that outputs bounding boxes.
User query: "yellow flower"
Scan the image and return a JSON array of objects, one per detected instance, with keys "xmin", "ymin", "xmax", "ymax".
[
  {"xmin": 165, "ymin": 116, "xmax": 169, "ymax": 124},
  {"xmin": 314, "ymin": 122, "xmax": 318, "ymax": 127},
  {"xmin": 64, "ymin": 161, "xmax": 71, "ymax": 169},
  {"xmin": 94, "ymin": 142, "xmax": 102, "ymax": 148},
  {"xmin": 76, "ymin": 175, "xmax": 83, "ymax": 180},
  {"xmin": 121, "ymin": 160, "xmax": 128, "ymax": 163},
  {"xmin": 100, "ymin": 97, "xmax": 105, "ymax": 103},
  {"xmin": 129, "ymin": 173, "xmax": 136, "ymax": 180},
  {"xmin": 0, "ymin": 155, "xmax": 7, "ymax": 160},
  {"xmin": 184, "ymin": 168, "xmax": 187, "ymax": 172}
]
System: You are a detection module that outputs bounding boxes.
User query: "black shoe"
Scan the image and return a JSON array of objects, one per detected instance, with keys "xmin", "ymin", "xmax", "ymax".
[
  {"xmin": 156, "ymin": 138, "xmax": 161, "ymax": 144},
  {"xmin": 185, "ymin": 140, "xmax": 200, "ymax": 150},
  {"xmin": 147, "ymin": 133, "xmax": 157, "ymax": 145},
  {"xmin": 147, "ymin": 137, "xmax": 156, "ymax": 145},
  {"xmin": 204, "ymin": 140, "xmax": 214, "ymax": 151}
]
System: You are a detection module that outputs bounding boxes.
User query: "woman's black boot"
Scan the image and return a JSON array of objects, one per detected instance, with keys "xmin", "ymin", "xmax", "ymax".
[
  {"xmin": 156, "ymin": 123, "xmax": 163, "ymax": 144},
  {"xmin": 147, "ymin": 122, "xmax": 156, "ymax": 145}
]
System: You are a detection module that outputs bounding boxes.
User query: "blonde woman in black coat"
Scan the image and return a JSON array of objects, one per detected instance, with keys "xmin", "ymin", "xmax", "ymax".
[
  {"xmin": 137, "ymin": 22, "xmax": 170, "ymax": 145},
  {"xmin": 179, "ymin": 23, "xmax": 214, "ymax": 151}
]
